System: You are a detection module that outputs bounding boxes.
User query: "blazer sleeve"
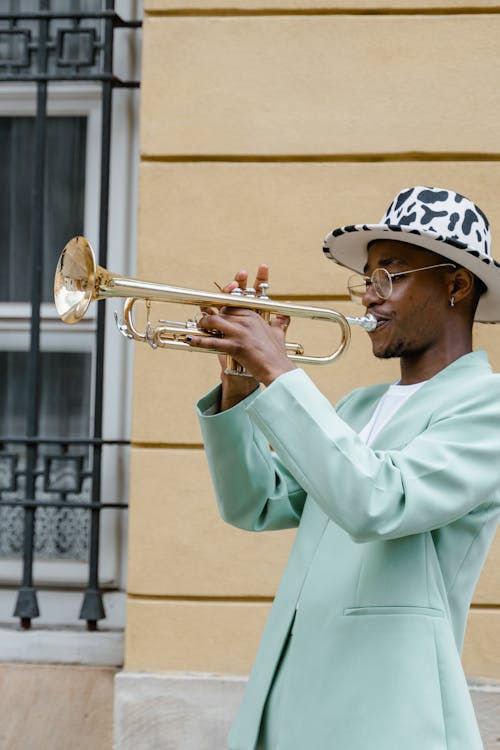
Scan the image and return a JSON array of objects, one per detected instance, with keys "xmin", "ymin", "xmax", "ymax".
[
  {"xmin": 197, "ymin": 384, "xmax": 307, "ymax": 531},
  {"xmin": 247, "ymin": 368, "xmax": 500, "ymax": 543}
]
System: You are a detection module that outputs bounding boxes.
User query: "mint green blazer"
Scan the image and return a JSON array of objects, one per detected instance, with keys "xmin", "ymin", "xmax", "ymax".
[{"xmin": 197, "ymin": 351, "xmax": 500, "ymax": 750}]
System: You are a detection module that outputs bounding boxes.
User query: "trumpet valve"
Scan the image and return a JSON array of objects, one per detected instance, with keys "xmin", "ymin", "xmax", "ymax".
[{"xmin": 258, "ymin": 282, "xmax": 270, "ymax": 300}]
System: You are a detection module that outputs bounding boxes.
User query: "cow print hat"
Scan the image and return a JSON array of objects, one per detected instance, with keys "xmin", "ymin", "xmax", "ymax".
[{"xmin": 323, "ymin": 186, "xmax": 500, "ymax": 322}]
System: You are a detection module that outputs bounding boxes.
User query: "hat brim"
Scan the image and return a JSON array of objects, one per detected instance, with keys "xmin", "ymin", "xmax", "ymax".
[{"xmin": 323, "ymin": 223, "xmax": 500, "ymax": 323}]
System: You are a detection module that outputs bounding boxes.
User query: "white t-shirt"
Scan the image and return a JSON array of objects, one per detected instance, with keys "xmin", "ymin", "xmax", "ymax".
[{"xmin": 359, "ymin": 381, "xmax": 427, "ymax": 447}]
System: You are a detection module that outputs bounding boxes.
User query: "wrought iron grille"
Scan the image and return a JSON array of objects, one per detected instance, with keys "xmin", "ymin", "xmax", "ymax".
[{"xmin": 0, "ymin": 1, "xmax": 141, "ymax": 630}]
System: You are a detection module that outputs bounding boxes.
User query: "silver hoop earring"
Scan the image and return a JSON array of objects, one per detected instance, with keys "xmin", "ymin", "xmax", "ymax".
[{"xmin": 450, "ymin": 296, "xmax": 455, "ymax": 308}]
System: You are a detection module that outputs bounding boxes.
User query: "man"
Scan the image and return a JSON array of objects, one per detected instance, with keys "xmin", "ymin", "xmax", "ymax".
[{"xmin": 189, "ymin": 187, "xmax": 500, "ymax": 749}]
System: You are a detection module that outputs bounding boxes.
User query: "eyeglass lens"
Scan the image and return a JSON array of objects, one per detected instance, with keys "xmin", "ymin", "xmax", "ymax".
[{"xmin": 348, "ymin": 268, "xmax": 392, "ymax": 303}]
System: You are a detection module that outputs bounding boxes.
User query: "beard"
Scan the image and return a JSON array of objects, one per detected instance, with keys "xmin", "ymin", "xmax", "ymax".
[
  {"xmin": 374, "ymin": 340, "xmax": 406, "ymax": 359},
  {"xmin": 373, "ymin": 336, "xmax": 425, "ymax": 360}
]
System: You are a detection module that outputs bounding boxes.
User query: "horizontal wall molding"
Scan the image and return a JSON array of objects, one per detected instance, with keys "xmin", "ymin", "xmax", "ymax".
[
  {"xmin": 131, "ymin": 442, "xmax": 204, "ymax": 450},
  {"xmin": 126, "ymin": 594, "xmax": 500, "ymax": 609},
  {"xmin": 145, "ymin": 8, "xmax": 500, "ymax": 19},
  {"xmin": 127, "ymin": 593, "xmax": 275, "ymax": 603},
  {"xmin": 141, "ymin": 153, "xmax": 500, "ymax": 163},
  {"xmin": 470, "ymin": 603, "xmax": 500, "ymax": 610}
]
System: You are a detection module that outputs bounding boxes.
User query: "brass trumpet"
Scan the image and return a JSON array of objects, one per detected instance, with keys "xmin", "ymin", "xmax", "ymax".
[{"xmin": 54, "ymin": 236, "xmax": 376, "ymax": 375}]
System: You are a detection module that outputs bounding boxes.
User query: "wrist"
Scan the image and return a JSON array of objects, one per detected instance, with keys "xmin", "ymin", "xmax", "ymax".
[
  {"xmin": 220, "ymin": 375, "xmax": 259, "ymax": 411},
  {"xmin": 260, "ymin": 362, "xmax": 297, "ymax": 388}
]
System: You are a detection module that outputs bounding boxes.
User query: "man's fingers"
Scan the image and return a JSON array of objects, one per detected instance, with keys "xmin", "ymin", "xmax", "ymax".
[
  {"xmin": 185, "ymin": 334, "xmax": 228, "ymax": 352},
  {"xmin": 253, "ymin": 264, "xmax": 269, "ymax": 295},
  {"xmin": 200, "ymin": 305, "xmax": 218, "ymax": 316},
  {"xmin": 271, "ymin": 314, "xmax": 291, "ymax": 331},
  {"xmin": 197, "ymin": 311, "xmax": 243, "ymax": 335},
  {"xmin": 222, "ymin": 280, "xmax": 239, "ymax": 294},
  {"xmin": 234, "ymin": 270, "xmax": 248, "ymax": 291},
  {"xmin": 218, "ymin": 266, "xmax": 269, "ymax": 296},
  {"xmin": 220, "ymin": 270, "xmax": 248, "ymax": 295}
]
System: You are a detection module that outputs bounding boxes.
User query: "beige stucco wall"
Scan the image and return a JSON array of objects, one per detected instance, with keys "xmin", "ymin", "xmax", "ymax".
[{"xmin": 126, "ymin": 3, "xmax": 500, "ymax": 681}]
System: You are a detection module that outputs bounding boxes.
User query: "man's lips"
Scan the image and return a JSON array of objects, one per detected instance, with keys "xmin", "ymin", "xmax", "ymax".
[{"xmin": 369, "ymin": 314, "xmax": 392, "ymax": 332}]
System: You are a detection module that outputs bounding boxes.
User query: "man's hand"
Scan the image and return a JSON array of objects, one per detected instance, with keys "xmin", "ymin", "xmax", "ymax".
[{"xmin": 188, "ymin": 264, "xmax": 295, "ymax": 410}]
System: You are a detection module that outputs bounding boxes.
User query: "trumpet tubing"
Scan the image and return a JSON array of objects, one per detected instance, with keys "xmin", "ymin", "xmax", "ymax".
[{"xmin": 54, "ymin": 236, "xmax": 376, "ymax": 373}]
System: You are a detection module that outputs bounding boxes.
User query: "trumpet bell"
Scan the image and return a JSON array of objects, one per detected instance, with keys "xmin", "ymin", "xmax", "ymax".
[{"xmin": 54, "ymin": 236, "xmax": 97, "ymax": 324}]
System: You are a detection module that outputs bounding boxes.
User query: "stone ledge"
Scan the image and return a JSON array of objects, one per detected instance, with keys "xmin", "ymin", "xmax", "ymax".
[
  {"xmin": 114, "ymin": 672, "xmax": 245, "ymax": 750},
  {"xmin": 114, "ymin": 672, "xmax": 500, "ymax": 750},
  {"xmin": 0, "ymin": 625, "xmax": 124, "ymax": 667},
  {"xmin": 469, "ymin": 680, "xmax": 500, "ymax": 749}
]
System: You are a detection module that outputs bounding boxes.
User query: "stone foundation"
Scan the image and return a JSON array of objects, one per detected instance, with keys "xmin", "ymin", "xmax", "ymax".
[{"xmin": 114, "ymin": 672, "xmax": 500, "ymax": 750}]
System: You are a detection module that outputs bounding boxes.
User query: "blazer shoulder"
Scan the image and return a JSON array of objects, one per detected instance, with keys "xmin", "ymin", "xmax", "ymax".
[
  {"xmin": 336, "ymin": 382, "xmax": 389, "ymax": 416},
  {"xmin": 425, "ymin": 368, "xmax": 500, "ymax": 425}
]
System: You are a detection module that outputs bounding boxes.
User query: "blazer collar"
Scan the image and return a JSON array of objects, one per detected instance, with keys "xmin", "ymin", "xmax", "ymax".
[{"xmin": 340, "ymin": 350, "xmax": 491, "ymax": 450}]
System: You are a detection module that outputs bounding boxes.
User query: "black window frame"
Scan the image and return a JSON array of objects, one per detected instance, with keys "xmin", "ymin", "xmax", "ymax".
[{"xmin": 0, "ymin": 0, "xmax": 141, "ymax": 630}]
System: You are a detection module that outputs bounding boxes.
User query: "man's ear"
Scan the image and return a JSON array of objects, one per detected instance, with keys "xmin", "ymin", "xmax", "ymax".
[{"xmin": 449, "ymin": 268, "xmax": 475, "ymax": 304}]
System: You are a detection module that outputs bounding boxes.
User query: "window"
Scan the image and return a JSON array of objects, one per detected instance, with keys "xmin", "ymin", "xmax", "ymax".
[{"xmin": 0, "ymin": 0, "xmax": 141, "ymax": 631}]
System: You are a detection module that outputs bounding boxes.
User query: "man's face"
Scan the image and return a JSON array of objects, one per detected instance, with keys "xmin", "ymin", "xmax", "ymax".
[{"xmin": 362, "ymin": 240, "xmax": 454, "ymax": 360}]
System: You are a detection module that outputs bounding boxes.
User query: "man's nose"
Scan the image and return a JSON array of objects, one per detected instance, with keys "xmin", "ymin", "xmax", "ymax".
[{"xmin": 361, "ymin": 283, "xmax": 380, "ymax": 307}]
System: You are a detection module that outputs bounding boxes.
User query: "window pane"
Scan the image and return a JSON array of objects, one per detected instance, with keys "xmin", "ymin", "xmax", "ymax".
[
  {"xmin": 0, "ymin": 351, "xmax": 91, "ymax": 439},
  {"xmin": 0, "ymin": 351, "xmax": 92, "ymax": 560},
  {"xmin": 0, "ymin": 116, "xmax": 86, "ymax": 303}
]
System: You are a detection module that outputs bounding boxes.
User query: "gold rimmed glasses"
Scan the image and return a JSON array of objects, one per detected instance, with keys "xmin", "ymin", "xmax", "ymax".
[{"xmin": 347, "ymin": 263, "xmax": 457, "ymax": 304}]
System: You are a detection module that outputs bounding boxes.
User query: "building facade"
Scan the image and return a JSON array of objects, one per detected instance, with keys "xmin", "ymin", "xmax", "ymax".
[
  {"xmin": 1, "ymin": 1, "xmax": 500, "ymax": 748},
  {"xmin": 119, "ymin": 1, "xmax": 500, "ymax": 747}
]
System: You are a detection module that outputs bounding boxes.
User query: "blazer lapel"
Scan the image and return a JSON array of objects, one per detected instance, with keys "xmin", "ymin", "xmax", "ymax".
[
  {"xmin": 337, "ymin": 383, "xmax": 388, "ymax": 434},
  {"xmin": 340, "ymin": 350, "xmax": 492, "ymax": 451}
]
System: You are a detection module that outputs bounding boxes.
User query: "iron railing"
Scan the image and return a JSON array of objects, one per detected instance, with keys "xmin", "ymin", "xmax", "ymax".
[{"xmin": 0, "ymin": 1, "xmax": 141, "ymax": 630}]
